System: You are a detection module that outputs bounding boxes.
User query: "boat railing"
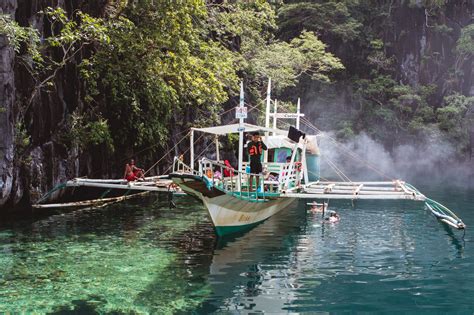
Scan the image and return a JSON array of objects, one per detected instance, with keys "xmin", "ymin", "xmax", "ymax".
[
  {"xmin": 236, "ymin": 162, "xmax": 301, "ymax": 191},
  {"xmin": 172, "ymin": 155, "xmax": 300, "ymax": 201},
  {"xmin": 172, "ymin": 156, "xmax": 200, "ymax": 176},
  {"xmin": 199, "ymin": 158, "xmax": 273, "ymax": 202}
]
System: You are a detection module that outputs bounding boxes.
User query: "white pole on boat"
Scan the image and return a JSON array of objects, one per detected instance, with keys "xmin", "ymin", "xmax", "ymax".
[
  {"xmin": 273, "ymin": 99, "xmax": 278, "ymax": 135},
  {"xmin": 190, "ymin": 129, "xmax": 195, "ymax": 170},
  {"xmin": 296, "ymin": 98, "xmax": 301, "ymax": 130},
  {"xmin": 264, "ymin": 78, "xmax": 271, "ymax": 163},
  {"xmin": 215, "ymin": 135, "xmax": 220, "ymax": 162},
  {"xmin": 301, "ymin": 139, "xmax": 309, "ymax": 185},
  {"xmin": 237, "ymin": 81, "xmax": 245, "ymax": 192}
]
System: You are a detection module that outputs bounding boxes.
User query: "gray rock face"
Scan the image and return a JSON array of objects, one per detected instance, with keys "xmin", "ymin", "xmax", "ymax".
[
  {"xmin": 1, "ymin": 0, "xmax": 95, "ymax": 209},
  {"xmin": 0, "ymin": 0, "xmax": 17, "ymax": 207}
]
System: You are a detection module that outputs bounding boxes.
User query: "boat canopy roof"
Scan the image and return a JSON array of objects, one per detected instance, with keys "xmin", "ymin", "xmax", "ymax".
[
  {"xmin": 266, "ymin": 135, "xmax": 320, "ymax": 154},
  {"xmin": 265, "ymin": 135, "xmax": 295, "ymax": 149},
  {"xmin": 192, "ymin": 123, "xmax": 286, "ymax": 136}
]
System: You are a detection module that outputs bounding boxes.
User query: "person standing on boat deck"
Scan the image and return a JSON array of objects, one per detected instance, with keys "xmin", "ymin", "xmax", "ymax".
[
  {"xmin": 243, "ymin": 133, "xmax": 252, "ymax": 163},
  {"xmin": 247, "ymin": 132, "xmax": 267, "ymax": 191}
]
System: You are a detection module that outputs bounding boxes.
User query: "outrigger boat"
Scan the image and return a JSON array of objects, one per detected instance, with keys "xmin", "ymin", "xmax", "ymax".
[
  {"xmin": 34, "ymin": 80, "xmax": 466, "ymax": 233},
  {"xmin": 170, "ymin": 81, "xmax": 466, "ymax": 236}
]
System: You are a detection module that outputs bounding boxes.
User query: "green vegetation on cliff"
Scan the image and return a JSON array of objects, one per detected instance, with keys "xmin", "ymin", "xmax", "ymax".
[{"xmin": 1, "ymin": 0, "xmax": 472, "ymax": 199}]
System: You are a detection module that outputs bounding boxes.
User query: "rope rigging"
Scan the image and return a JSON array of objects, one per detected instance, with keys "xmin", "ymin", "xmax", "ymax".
[
  {"xmin": 151, "ymin": 103, "xmax": 262, "ymax": 175},
  {"xmin": 143, "ymin": 130, "xmax": 192, "ymax": 176},
  {"xmin": 299, "ymin": 116, "xmax": 393, "ymax": 180},
  {"xmin": 257, "ymin": 104, "xmax": 393, "ymax": 181}
]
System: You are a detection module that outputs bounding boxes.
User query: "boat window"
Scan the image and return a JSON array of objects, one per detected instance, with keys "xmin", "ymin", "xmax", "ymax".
[
  {"xmin": 268, "ymin": 149, "xmax": 274, "ymax": 162},
  {"xmin": 276, "ymin": 149, "xmax": 289, "ymax": 163}
]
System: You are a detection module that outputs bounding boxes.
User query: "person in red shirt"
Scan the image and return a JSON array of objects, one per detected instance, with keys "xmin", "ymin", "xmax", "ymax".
[
  {"xmin": 124, "ymin": 159, "xmax": 145, "ymax": 181},
  {"xmin": 223, "ymin": 160, "xmax": 234, "ymax": 177}
]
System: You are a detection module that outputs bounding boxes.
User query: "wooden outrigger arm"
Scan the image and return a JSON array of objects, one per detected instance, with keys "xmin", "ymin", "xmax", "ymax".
[
  {"xmin": 291, "ymin": 180, "xmax": 426, "ymax": 201},
  {"xmin": 283, "ymin": 180, "xmax": 465, "ymax": 230}
]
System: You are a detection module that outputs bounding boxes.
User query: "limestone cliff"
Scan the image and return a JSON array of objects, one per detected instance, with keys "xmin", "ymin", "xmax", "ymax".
[
  {"xmin": 1, "ymin": 0, "xmax": 102, "ymax": 210},
  {"xmin": 0, "ymin": 0, "xmax": 17, "ymax": 207}
]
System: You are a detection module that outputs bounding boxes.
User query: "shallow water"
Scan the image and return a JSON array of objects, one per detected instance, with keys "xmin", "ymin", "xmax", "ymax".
[{"xmin": 0, "ymin": 186, "xmax": 473, "ymax": 313}]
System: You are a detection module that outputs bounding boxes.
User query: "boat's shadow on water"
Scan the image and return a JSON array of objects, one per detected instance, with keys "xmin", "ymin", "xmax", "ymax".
[{"xmin": 192, "ymin": 204, "xmax": 310, "ymax": 313}]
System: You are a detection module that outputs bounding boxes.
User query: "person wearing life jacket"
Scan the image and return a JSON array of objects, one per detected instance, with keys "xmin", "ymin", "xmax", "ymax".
[{"xmin": 247, "ymin": 132, "xmax": 267, "ymax": 191}]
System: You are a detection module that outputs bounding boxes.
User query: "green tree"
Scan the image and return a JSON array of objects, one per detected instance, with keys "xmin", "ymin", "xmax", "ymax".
[
  {"xmin": 437, "ymin": 93, "xmax": 474, "ymax": 152},
  {"xmin": 84, "ymin": 0, "xmax": 239, "ymax": 154}
]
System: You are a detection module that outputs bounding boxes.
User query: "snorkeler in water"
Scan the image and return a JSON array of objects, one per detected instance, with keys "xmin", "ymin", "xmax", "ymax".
[{"xmin": 325, "ymin": 211, "xmax": 340, "ymax": 223}]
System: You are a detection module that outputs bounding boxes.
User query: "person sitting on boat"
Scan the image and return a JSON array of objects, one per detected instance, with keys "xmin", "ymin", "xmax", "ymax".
[
  {"xmin": 124, "ymin": 159, "xmax": 145, "ymax": 181},
  {"xmin": 223, "ymin": 159, "xmax": 235, "ymax": 177},
  {"xmin": 325, "ymin": 211, "xmax": 340, "ymax": 223},
  {"xmin": 247, "ymin": 132, "xmax": 267, "ymax": 191},
  {"xmin": 262, "ymin": 169, "xmax": 279, "ymax": 192},
  {"xmin": 214, "ymin": 170, "xmax": 222, "ymax": 180}
]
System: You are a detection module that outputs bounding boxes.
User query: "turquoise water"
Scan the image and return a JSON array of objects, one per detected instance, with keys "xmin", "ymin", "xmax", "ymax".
[{"xmin": 0, "ymin": 186, "xmax": 473, "ymax": 313}]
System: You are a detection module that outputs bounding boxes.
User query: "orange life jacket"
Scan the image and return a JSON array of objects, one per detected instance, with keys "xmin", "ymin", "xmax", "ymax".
[{"xmin": 249, "ymin": 143, "xmax": 263, "ymax": 156}]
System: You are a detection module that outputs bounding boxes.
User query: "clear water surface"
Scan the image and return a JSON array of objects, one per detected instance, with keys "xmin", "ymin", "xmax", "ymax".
[{"xmin": 0, "ymin": 185, "xmax": 473, "ymax": 313}]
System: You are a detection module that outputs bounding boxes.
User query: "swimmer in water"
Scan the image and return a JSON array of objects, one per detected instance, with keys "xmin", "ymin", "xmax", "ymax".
[
  {"xmin": 326, "ymin": 211, "xmax": 340, "ymax": 223},
  {"xmin": 310, "ymin": 202, "xmax": 324, "ymax": 213}
]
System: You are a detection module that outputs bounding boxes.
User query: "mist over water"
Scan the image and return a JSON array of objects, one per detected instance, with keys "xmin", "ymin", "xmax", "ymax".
[
  {"xmin": 298, "ymin": 84, "xmax": 473, "ymax": 187},
  {"xmin": 317, "ymin": 131, "xmax": 474, "ymax": 187}
]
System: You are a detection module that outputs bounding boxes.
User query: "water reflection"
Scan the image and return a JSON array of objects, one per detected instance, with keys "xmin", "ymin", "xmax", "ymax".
[
  {"xmin": 204, "ymin": 203, "xmax": 303, "ymax": 313},
  {"xmin": 202, "ymin": 197, "xmax": 473, "ymax": 313}
]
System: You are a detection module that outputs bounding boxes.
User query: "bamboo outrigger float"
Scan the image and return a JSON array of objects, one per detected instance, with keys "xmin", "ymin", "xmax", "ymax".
[
  {"xmin": 33, "ymin": 176, "xmax": 184, "ymax": 210},
  {"xmin": 169, "ymin": 80, "xmax": 466, "ymax": 236},
  {"xmin": 32, "ymin": 191, "xmax": 150, "ymax": 209}
]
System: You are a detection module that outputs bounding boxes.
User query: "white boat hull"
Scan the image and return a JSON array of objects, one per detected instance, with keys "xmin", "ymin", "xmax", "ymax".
[{"xmin": 172, "ymin": 176, "xmax": 295, "ymax": 236}]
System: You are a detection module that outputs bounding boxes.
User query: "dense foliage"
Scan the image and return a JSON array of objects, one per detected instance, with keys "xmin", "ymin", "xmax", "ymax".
[
  {"xmin": 2, "ymin": 0, "xmax": 473, "ymax": 176},
  {"xmin": 276, "ymin": 0, "xmax": 473, "ymax": 155}
]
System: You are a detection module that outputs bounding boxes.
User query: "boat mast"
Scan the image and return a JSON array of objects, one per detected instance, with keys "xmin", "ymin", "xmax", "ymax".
[
  {"xmin": 264, "ymin": 78, "xmax": 271, "ymax": 163},
  {"xmin": 215, "ymin": 135, "xmax": 220, "ymax": 162},
  {"xmin": 273, "ymin": 99, "xmax": 278, "ymax": 135},
  {"xmin": 190, "ymin": 129, "xmax": 194, "ymax": 170},
  {"xmin": 237, "ymin": 81, "xmax": 245, "ymax": 192},
  {"xmin": 296, "ymin": 98, "xmax": 301, "ymax": 130}
]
